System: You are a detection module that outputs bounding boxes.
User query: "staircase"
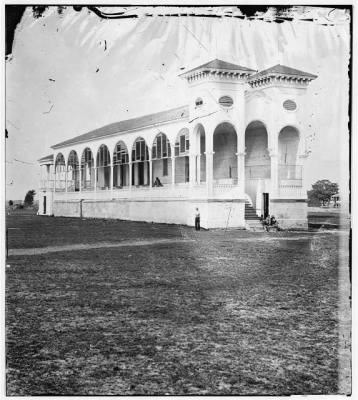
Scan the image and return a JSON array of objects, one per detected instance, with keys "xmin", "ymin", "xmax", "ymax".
[{"xmin": 244, "ymin": 199, "xmax": 263, "ymax": 231}]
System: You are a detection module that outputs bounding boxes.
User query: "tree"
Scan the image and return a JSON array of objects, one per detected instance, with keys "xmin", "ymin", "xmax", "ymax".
[
  {"xmin": 24, "ymin": 190, "xmax": 36, "ymax": 207},
  {"xmin": 307, "ymin": 180, "xmax": 339, "ymax": 206}
]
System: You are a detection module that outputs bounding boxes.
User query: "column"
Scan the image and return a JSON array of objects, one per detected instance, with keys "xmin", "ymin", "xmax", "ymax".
[
  {"xmin": 196, "ymin": 155, "xmax": 201, "ymax": 183},
  {"xmin": 149, "ymin": 158, "xmax": 153, "ymax": 188},
  {"xmin": 171, "ymin": 155, "xmax": 176, "ymax": 187},
  {"xmin": 94, "ymin": 164, "xmax": 97, "ymax": 192},
  {"xmin": 205, "ymin": 151, "xmax": 214, "ymax": 197},
  {"xmin": 189, "ymin": 153, "xmax": 196, "ymax": 185},
  {"xmin": 79, "ymin": 167, "xmax": 82, "ymax": 193},
  {"xmin": 109, "ymin": 163, "xmax": 113, "ymax": 197},
  {"xmin": 236, "ymin": 151, "xmax": 245, "ymax": 194},
  {"xmin": 269, "ymin": 150, "xmax": 278, "ymax": 197},
  {"xmin": 65, "ymin": 168, "xmax": 68, "ymax": 193},
  {"xmin": 129, "ymin": 162, "xmax": 132, "ymax": 192}
]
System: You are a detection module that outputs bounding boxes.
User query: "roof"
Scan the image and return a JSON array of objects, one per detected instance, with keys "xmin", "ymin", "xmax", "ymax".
[
  {"xmin": 52, "ymin": 105, "xmax": 189, "ymax": 149},
  {"xmin": 38, "ymin": 154, "xmax": 54, "ymax": 164},
  {"xmin": 181, "ymin": 58, "xmax": 256, "ymax": 75},
  {"xmin": 250, "ymin": 64, "xmax": 318, "ymax": 80}
]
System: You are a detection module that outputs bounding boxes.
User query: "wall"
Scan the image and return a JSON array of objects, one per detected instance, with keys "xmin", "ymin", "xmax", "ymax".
[
  {"xmin": 269, "ymin": 200, "xmax": 308, "ymax": 229},
  {"xmin": 52, "ymin": 198, "xmax": 246, "ymax": 229}
]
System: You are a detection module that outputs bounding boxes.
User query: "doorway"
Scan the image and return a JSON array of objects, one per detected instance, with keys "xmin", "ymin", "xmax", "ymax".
[
  {"xmin": 263, "ymin": 193, "xmax": 269, "ymax": 218},
  {"xmin": 43, "ymin": 196, "xmax": 46, "ymax": 214}
]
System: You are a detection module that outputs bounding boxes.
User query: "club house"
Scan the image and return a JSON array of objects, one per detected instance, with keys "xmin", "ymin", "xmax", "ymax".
[{"xmin": 38, "ymin": 59, "xmax": 317, "ymax": 229}]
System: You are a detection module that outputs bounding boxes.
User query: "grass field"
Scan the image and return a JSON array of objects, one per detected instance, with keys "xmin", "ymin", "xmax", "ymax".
[{"xmin": 5, "ymin": 211, "xmax": 351, "ymax": 395}]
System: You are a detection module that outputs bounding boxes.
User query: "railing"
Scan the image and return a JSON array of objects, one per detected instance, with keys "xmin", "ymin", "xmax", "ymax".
[
  {"xmin": 40, "ymin": 180, "xmax": 55, "ymax": 190},
  {"xmin": 279, "ymin": 165, "xmax": 302, "ymax": 181},
  {"xmin": 53, "ymin": 182, "xmax": 241, "ymax": 201},
  {"xmin": 245, "ymin": 165, "xmax": 271, "ymax": 179},
  {"xmin": 278, "ymin": 185, "xmax": 305, "ymax": 198}
]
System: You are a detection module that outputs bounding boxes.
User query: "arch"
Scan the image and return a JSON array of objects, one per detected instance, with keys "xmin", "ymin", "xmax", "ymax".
[
  {"xmin": 54, "ymin": 152, "xmax": 66, "ymax": 191},
  {"xmin": 278, "ymin": 126, "xmax": 301, "ymax": 181},
  {"xmin": 193, "ymin": 123, "xmax": 206, "ymax": 183},
  {"xmin": 81, "ymin": 147, "xmax": 95, "ymax": 191},
  {"xmin": 67, "ymin": 150, "xmax": 80, "ymax": 192},
  {"xmin": 244, "ymin": 121, "xmax": 270, "ymax": 210},
  {"xmin": 213, "ymin": 122, "xmax": 237, "ymax": 182},
  {"xmin": 113, "ymin": 141, "xmax": 129, "ymax": 188},
  {"xmin": 174, "ymin": 128, "xmax": 190, "ymax": 183},
  {"xmin": 152, "ymin": 133, "xmax": 172, "ymax": 186},
  {"xmin": 96, "ymin": 144, "xmax": 111, "ymax": 190},
  {"xmin": 132, "ymin": 137, "xmax": 149, "ymax": 186}
]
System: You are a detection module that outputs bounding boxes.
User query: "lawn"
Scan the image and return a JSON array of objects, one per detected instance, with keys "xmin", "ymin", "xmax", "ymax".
[{"xmin": 5, "ymin": 212, "xmax": 351, "ymax": 395}]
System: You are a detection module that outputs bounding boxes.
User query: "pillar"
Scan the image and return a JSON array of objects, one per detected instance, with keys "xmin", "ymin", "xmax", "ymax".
[
  {"xmin": 149, "ymin": 158, "xmax": 153, "ymax": 188},
  {"xmin": 205, "ymin": 151, "xmax": 214, "ymax": 197},
  {"xmin": 171, "ymin": 155, "xmax": 176, "ymax": 187},
  {"xmin": 110, "ymin": 163, "xmax": 113, "ymax": 197},
  {"xmin": 189, "ymin": 154, "xmax": 196, "ymax": 185},
  {"xmin": 269, "ymin": 150, "xmax": 278, "ymax": 197},
  {"xmin": 196, "ymin": 155, "xmax": 201, "ymax": 183},
  {"xmin": 79, "ymin": 167, "xmax": 82, "ymax": 193},
  {"xmin": 129, "ymin": 162, "xmax": 132, "ymax": 191},
  {"xmin": 236, "ymin": 151, "xmax": 245, "ymax": 194},
  {"xmin": 94, "ymin": 164, "xmax": 97, "ymax": 192}
]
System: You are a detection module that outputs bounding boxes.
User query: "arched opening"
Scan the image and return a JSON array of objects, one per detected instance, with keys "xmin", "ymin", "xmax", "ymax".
[
  {"xmin": 96, "ymin": 145, "xmax": 111, "ymax": 190},
  {"xmin": 174, "ymin": 128, "xmax": 189, "ymax": 184},
  {"xmin": 193, "ymin": 124, "xmax": 206, "ymax": 183},
  {"xmin": 213, "ymin": 122, "xmax": 237, "ymax": 183},
  {"xmin": 67, "ymin": 151, "xmax": 80, "ymax": 192},
  {"xmin": 81, "ymin": 148, "xmax": 94, "ymax": 191},
  {"xmin": 278, "ymin": 126, "xmax": 301, "ymax": 182},
  {"xmin": 132, "ymin": 137, "xmax": 149, "ymax": 186},
  {"xmin": 55, "ymin": 153, "xmax": 66, "ymax": 191},
  {"xmin": 151, "ymin": 133, "xmax": 171, "ymax": 186},
  {"xmin": 113, "ymin": 141, "xmax": 129, "ymax": 188},
  {"xmin": 245, "ymin": 121, "xmax": 270, "ymax": 210}
]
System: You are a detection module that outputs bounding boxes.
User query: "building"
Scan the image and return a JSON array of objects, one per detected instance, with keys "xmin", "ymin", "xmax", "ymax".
[{"xmin": 38, "ymin": 59, "xmax": 317, "ymax": 229}]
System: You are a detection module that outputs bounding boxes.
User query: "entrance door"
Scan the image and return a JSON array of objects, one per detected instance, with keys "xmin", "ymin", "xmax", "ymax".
[
  {"xmin": 263, "ymin": 193, "xmax": 269, "ymax": 218},
  {"xmin": 43, "ymin": 196, "xmax": 46, "ymax": 214}
]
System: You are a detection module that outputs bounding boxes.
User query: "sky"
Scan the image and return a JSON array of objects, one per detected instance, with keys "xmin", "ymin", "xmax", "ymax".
[{"xmin": 5, "ymin": 5, "xmax": 351, "ymax": 202}]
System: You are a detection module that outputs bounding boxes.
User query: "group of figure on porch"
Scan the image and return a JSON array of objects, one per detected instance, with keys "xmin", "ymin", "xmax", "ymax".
[{"xmin": 260, "ymin": 214, "xmax": 280, "ymax": 232}]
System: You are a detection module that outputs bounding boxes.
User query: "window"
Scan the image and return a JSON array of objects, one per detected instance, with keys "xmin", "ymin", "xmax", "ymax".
[
  {"xmin": 283, "ymin": 99, "xmax": 297, "ymax": 111},
  {"xmin": 152, "ymin": 133, "xmax": 170, "ymax": 160},
  {"xmin": 195, "ymin": 97, "xmax": 203, "ymax": 107},
  {"xmin": 219, "ymin": 95, "xmax": 234, "ymax": 108},
  {"xmin": 180, "ymin": 135, "xmax": 185, "ymax": 153},
  {"xmin": 132, "ymin": 138, "xmax": 149, "ymax": 162},
  {"xmin": 175, "ymin": 130, "xmax": 190, "ymax": 156},
  {"xmin": 163, "ymin": 158, "xmax": 168, "ymax": 176},
  {"xmin": 113, "ymin": 143, "xmax": 128, "ymax": 165}
]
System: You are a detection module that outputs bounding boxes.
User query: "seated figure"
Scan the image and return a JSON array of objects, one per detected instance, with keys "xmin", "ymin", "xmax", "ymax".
[{"xmin": 153, "ymin": 177, "xmax": 163, "ymax": 187}]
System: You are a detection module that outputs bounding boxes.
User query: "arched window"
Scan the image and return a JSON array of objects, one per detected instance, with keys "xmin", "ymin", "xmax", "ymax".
[
  {"xmin": 175, "ymin": 128, "xmax": 189, "ymax": 157},
  {"xmin": 55, "ymin": 153, "xmax": 66, "ymax": 191},
  {"xmin": 96, "ymin": 145, "xmax": 111, "ymax": 190},
  {"xmin": 152, "ymin": 133, "xmax": 172, "ymax": 184},
  {"xmin": 113, "ymin": 141, "xmax": 129, "ymax": 188},
  {"xmin": 132, "ymin": 137, "xmax": 149, "ymax": 162},
  {"xmin": 67, "ymin": 150, "xmax": 79, "ymax": 192},
  {"xmin": 81, "ymin": 148, "xmax": 94, "ymax": 190},
  {"xmin": 132, "ymin": 138, "xmax": 149, "ymax": 186},
  {"xmin": 152, "ymin": 133, "xmax": 171, "ymax": 160}
]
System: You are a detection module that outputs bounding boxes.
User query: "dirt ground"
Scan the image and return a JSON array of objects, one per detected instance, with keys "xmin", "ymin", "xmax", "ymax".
[{"xmin": 5, "ymin": 211, "xmax": 351, "ymax": 395}]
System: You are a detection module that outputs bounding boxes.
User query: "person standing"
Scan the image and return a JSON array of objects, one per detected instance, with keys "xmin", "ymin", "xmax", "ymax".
[{"xmin": 195, "ymin": 207, "xmax": 200, "ymax": 231}]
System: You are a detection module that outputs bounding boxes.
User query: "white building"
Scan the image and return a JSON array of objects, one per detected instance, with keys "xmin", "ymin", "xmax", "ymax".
[{"xmin": 38, "ymin": 59, "xmax": 317, "ymax": 229}]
